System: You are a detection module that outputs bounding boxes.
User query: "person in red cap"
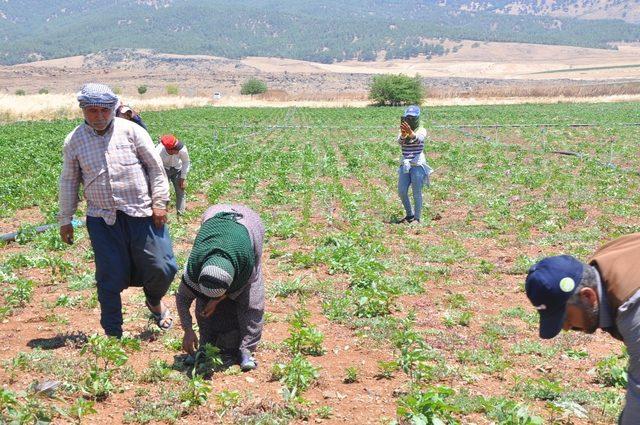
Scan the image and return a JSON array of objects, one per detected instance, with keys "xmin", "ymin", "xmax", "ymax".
[
  {"xmin": 525, "ymin": 233, "xmax": 640, "ymax": 425},
  {"xmin": 156, "ymin": 134, "xmax": 191, "ymax": 215}
]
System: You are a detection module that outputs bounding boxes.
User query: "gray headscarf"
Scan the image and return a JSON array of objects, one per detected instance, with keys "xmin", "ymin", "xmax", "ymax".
[{"xmin": 77, "ymin": 83, "xmax": 119, "ymax": 109}]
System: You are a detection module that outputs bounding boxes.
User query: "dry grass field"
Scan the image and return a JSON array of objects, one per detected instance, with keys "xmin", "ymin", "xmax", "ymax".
[
  {"xmin": 1, "ymin": 40, "xmax": 640, "ymax": 110},
  {"xmin": 241, "ymin": 41, "xmax": 640, "ymax": 79},
  {"xmin": 4, "ymin": 91, "xmax": 640, "ymax": 123}
]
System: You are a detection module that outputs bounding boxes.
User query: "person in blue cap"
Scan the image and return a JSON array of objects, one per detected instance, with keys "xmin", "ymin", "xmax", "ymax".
[
  {"xmin": 395, "ymin": 105, "xmax": 432, "ymax": 223},
  {"xmin": 525, "ymin": 233, "xmax": 640, "ymax": 425}
]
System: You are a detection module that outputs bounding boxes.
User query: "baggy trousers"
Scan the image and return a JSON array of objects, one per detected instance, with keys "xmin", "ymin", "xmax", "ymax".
[
  {"xmin": 87, "ymin": 211, "xmax": 178, "ymax": 337},
  {"xmin": 195, "ymin": 295, "xmax": 240, "ymax": 355},
  {"xmin": 166, "ymin": 167, "xmax": 186, "ymax": 214}
]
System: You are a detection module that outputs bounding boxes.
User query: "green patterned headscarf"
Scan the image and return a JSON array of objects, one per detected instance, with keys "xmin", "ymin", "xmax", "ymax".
[{"xmin": 184, "ymin": 212, "xmax": 255, "ymax": 298}]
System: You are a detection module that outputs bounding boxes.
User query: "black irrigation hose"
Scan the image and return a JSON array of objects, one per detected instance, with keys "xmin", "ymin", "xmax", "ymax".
[
  {"xmin": 144, "ymin": 122, "xmax": 640, "ymax": 130},
  {"xmin": 445, "ymin": 122, "xmax": 640, "ymax": 129},
  {"xmin": 448, "ymin": 126, "xmax": 640, "ymax": 177},
  {"xmin": 549, "ymin": 151, "xmax": 640, "ymax": 176},
  {"xmin": 0, "ymin": 219, "xmax": 85, "ymax": 243}
]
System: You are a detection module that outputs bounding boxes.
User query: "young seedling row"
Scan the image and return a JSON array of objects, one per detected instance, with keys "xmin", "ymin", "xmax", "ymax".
[{"xmin": 1, "ymin": 102, "xmax": 638, "ymax": 423}]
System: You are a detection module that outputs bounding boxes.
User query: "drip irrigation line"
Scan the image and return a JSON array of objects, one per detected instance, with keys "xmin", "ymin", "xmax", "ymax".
[
  {"xmin": 145, "ymin": 121, "xmax": 640, "ymax": 131},
  {"xmin": 447, "ymin": 127, "xmax": 640, "ymax": 177},
  {"xmin": 440, "ymin": 122, "xmax": 640, "ymax": 129},
  {"xmin": 1, "ymin": 218, "xmax": 84, "ymax": 243},
  {"xmin": 208, "ymin": 120, "xmax": 638, "ymax": 177},
  {"xmin": 206, "ymin": 119, "xmax": 638, "ymax": 178}
]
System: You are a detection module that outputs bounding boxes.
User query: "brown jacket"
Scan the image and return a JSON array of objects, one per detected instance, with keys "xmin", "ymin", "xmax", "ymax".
[{"xmin": 589, "ymin": 233, "xmax": 640, "ymax": 340}]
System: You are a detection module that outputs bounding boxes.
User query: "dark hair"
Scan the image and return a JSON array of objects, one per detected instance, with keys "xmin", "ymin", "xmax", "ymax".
[{"xmin": 566, "ymin": 265, "xmax": 597, "ymax": 306}]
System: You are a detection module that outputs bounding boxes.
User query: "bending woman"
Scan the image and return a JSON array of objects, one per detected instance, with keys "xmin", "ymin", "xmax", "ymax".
[{"xmin": 176, "ymin": 204, "xmax": 264, "ymax": 371}]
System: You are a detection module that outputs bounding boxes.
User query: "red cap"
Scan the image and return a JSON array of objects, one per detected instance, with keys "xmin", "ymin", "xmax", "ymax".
[{"xmin": 160, "ymin": 134, "xmax": 178, "ymax": 150}]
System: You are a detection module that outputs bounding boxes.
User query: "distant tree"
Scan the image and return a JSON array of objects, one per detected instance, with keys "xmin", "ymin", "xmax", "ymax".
[
  {"xmin": 368, "ymin": 74, "xmax": 423, "ymax": 106},
  {"xmin": 38, "ymin": 88, "xmax": 49, "ymax": 94},
  {"xmin": 166, "ymin": 85, "xmax": 179, "ymax": 95},
  {"xmin": 137, "ymin": 85, "xmax": 148, "ymax": 95},
  {"xmin": 240, "ymin": 78, "xmax": 268, "ymax": 96},
  {"xmin": 15, "ymin": 89, "xmax": 25, "ymax": 96}
]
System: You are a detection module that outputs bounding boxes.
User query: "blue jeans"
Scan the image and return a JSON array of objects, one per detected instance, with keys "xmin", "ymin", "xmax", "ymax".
[
  {"xmin": 398, "ymin": 165, "xmax": 427, "ymax": 221},
  {"xmin": 86, "ymin": 212, "xmax": 178, "ymax": 337}
]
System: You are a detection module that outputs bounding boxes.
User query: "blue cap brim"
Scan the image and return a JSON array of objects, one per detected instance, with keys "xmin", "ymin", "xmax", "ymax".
[{"xmin": 539, "ymin": 308, "xmax": 567, "ymax": 339}]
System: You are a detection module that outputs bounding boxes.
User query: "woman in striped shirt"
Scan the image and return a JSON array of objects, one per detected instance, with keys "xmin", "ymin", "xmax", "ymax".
[{"xmin": 396, "ymin": 105, "xmax": 432, "ymax": 223}]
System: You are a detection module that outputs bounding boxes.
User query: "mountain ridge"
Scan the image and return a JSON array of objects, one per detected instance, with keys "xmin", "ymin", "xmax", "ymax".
[{"xmin": 1, "ymin": 0, "xmax": 639, "ymax": 65}]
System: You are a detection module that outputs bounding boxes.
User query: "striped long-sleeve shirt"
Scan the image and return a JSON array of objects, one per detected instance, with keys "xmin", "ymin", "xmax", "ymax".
[
  {"xmin": 58, "ymin": 117, "xmax": 169, "ymax": 226},
  {"xmin": 397, "ymin": 126, "xmax": 427, "ymax": 163}
]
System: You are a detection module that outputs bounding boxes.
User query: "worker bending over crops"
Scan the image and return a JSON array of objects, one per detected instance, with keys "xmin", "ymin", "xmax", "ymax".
[
  {"xmin": 395, "ymin": 105, "xmax": 432, "ymax": 223},
  {"xmin": 58, "ymin": 83, "xmax": 177, "ymax": 338},
  {"xmin": 176, "ymin": 204, "xmax": 264, "ymax": 371},
  {"xmin": 525, "ymin": 234, "xmax": 640, "ymax": 424},
  {"xmin": 116, "ymin": 103, "xmax": 148, "ymax": 131},
  {"xmin": 156, "ymin": 134, "xmax": 191, "ymax": 216}
]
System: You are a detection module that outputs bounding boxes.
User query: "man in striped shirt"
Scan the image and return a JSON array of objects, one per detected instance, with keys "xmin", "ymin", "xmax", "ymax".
[{"xmin": 58, "ymin": 83, "xmax": 178, "ymax": 338}]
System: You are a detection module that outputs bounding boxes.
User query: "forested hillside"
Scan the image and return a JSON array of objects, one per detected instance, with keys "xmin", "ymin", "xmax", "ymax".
[
  {"xmin": 442, "ymin": 0, "xmax": 640, "ymax": 23},
  {"xmin": 1, "ymin": 0, "xmax": 639, "ymax": 65}
]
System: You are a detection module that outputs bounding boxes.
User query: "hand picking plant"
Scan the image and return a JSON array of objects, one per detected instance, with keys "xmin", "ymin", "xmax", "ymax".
[{"xmin": 192, "ymin": 343, "xmax": 224, "ymax": 376}]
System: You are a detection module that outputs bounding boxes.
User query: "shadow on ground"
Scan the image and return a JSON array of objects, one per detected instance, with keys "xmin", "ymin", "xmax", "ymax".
[{"xmin": 27, "ymin": 331, "xmax": 88, "ymax": 350}]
